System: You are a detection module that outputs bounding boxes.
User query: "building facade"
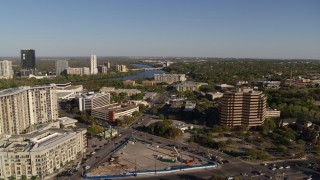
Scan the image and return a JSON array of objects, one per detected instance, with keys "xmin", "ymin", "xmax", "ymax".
[
  {"xmin": 21, "ymin": 49, "xmax": 36, "ymax": 69},
  {"xmin": 116, "ymin": 65, "xmax": 128, "ymax": 72},
  {"xmin": 154, "ymin": 73, "xmax": 186, "ymax": 83},
  {"xmin": 219, "ymin": 88, "xmax": 267, "ymax": 127},
  {"xmin": 174, "ymin": 82, "xmax": 207, "ymax": 92},
  {"xmin": 78, "ymin": 93, "xmax": 111, "ymax": 111},
  {"xmin": 66, "ymin": 67, "xmax": 90, "ymax": 76},
  {"xmin": 0, "ymin": 85, "xmax": 58, "ymax": 135},
  {"xmin": 90, "ymin": 55, "xmax": 98, "ymax": 75},
  {"xmin": 55, "ymin": 60, "xmax": 69, "ymax": 75},
  {"xmin": 97, "ymin": 65, "xmax": 107, "ymax": 74},
  {"xmin": 0, "ymin": 128, "xmax": 87, "ymax": 179},
  {"xmin": 92, "ymin": 103, "xmax": 139, "ymax": 123},
  {"xmin": 0, "ymin": 60, "xmax": 13, "ymax": 79}
]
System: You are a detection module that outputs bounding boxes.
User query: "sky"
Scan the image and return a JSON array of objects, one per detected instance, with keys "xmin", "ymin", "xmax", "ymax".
[{"xmin": 0, "ymin": 0, "xmax": 319, "ymax": 59}]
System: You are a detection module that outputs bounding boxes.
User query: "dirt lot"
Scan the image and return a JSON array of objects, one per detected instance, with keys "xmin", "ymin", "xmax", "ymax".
[{"xmin": 89, "ymin": 139, "xmax": 206, "ymax": 176}]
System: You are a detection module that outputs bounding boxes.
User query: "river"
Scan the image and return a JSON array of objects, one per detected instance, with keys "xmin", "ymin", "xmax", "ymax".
[{"xmin": 112, "ymin": 64, "xmax": 165, "ymax": 80}]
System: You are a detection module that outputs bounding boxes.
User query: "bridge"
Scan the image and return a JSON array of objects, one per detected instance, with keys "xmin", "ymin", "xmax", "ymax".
[{"xmin": 129, "ymin": 67, "xmax": 163, "ymax": 71}]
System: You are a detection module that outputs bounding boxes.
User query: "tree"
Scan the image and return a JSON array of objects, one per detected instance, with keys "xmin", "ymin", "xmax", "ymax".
[
  {"xmin": 65, "ymin": 103, "xmax": 72, "ymax": 112},
  {"xmin": 21, "ymin": 175, "xmax": 27, "ymax": 180},
  {"xmin": 72, "ymin": 107, "xmax": 80, "ymax": 114}
]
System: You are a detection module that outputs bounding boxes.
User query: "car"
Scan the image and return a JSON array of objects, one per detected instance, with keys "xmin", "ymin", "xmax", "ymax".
[
  {"xmin": 285, "ymin": 166, "xmax": 290, "ymax": 169},
  {"xmin": 271, "ymin": 167, "xmax": 277, "ymax": 171},
  {"xmin": 278, "ymin": 166, "xmax": 283, "ymax": 169},
  {"xmin": 91, "ymin": 151, "xmax": 96, "ymax": 155},
  {"xmin": 85, "ymin": 166, "xmax": 90, "ymax": 170}
]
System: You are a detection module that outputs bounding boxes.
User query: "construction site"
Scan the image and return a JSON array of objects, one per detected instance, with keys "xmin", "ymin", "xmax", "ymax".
[{"xmin": 87, "ymin": 138, "xmax": 215, "ymax": 178}]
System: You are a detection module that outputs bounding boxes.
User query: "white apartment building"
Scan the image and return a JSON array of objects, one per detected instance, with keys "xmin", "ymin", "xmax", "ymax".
[
  {"xmin": 116, "ymin": 65, "xmax": 128, "ymax": 72},
  {"xmin": 90, "ymin": 55, "xmax": 98, "ymax": 75},
  {"xmin": 0, "ymin": 85, "xmax": 58, "ymax": 135},
  {"xmin": 0, "ymin": 60, "xmax": 14, "ymax": 79},
  {"xmin": 78, "ymin": 92, "xmax": 111, "ymax": 111},
  {"xmin": 0, "ymin": 128, "xmax": 87, "ymax": 179},
  {"xmin": 154, "ymin": 73, "xmax": 186, "ymax": 83}
]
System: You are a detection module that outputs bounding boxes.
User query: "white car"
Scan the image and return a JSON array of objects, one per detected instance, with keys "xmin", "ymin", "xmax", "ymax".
[
  {"xmin": 91, "ymin": 151, "xmax": 96, "ymax": 155},
  {"xmin": 85, "ymin": 166, "xmax": 90, "ymax": 170},
  {"xmin": 278, "ymin": 166, "xmax": 283, "ymax": 169},
  {"xmin": 285, "ymin": 166, "xmax": 290, "ymax": 169},
  {"xmin": 271, "ymin": 167, "xmax": 277, "ymax": 171}
]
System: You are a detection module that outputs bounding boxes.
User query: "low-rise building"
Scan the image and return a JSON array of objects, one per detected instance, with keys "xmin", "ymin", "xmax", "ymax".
[
  {"xmin": 266, "ymin": 109, "xmax": 281, "ymax": 119},
  {"xmin": 91, "ymin": 103, "xmax": 139, "ymax": 123},
  {"xmin": 215, "ymin": 84, "xmax": 235, "ymax": 92},
  {"xmin": 154, "ymin": 73, "xmax": 186, "ymax": 83},
  {"xmin": 257, "ymin": 81, "xmax": 281, "ymax": 90},
  {"xmin": 143, "ymin": 92, "xmax": 157, "ymax": 100},
  {"xmin": 116, "ymin": 65, "xmax": 128, "ymax": 72},
  {"xmin": 0, "ymin": 128, "xmax": 87, "ymax": 179},
  {"xmin": 97, "ymin": 65, "xmax": 107, "ymax": 74},
  {"xmin": 206, "ymin": 92, "xmax": 223, "ymax": 100},
  {"xmin": 174, "ymin": 81, "xmax": 207, "ymax": 92},
  {"xmin": 115, "ymin": 89, "xmax": 141, "ymax": 96},
  {"xmin": 58, "ymin": 117, "xmax": 78, "ymax": 128},
  {"xmin": 123, "ymin": 80, "xmax": 136, "ymax": 87},
  {"xmin": 184, "ymin": 101, "xmax": 196, "ymax": 112},
  {"xmin": 100, "ymin": 87, "xmax": 116, "ymax": 94},
  {"xmin": 142, "ymin": 80, "xmax": 156, "ymax": 86},
  {"xmin": 66, "ymin": 67, "xmax": 90, "ymax": 76}
]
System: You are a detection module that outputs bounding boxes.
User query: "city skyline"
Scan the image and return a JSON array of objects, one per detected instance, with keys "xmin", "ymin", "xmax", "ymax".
[{"xmin": 0, "ymin": 0, "xmax": 320, "ymax": 59}]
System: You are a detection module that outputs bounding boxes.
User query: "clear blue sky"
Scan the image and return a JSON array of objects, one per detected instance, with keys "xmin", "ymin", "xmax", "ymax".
[{"xmin": 0, "ymin": 0, "xmax": 319, "ymax": 59}]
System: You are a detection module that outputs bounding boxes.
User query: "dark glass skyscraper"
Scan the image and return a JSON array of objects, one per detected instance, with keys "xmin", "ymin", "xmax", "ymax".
[{"xmin": 21, "ymin": 49, "xmax": 36, "ymax": 69}]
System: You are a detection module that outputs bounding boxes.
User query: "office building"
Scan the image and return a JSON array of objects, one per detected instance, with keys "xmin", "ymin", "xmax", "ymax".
[
  {"xmin": 20, "ymin": 69, "xmax": 36, "ymax": 77},
  {"xmin": 266, "ymin": 109, "xmax": 281, "ymax": 119},
  {"xmin": 55, "ymin": 60, "xmax": 69, "ymax": 75},
  {"xmin": 90, "ymin": 55, "xmax": 98, "ymax": 75},
  {"xmin": 21, "ymin": 49, "xmax": 36, "ymax": 69},
  {"xmin": 0, "ymin": 60, "xmax": 13, "ymax": 79},
  {"xmin": 77, "ymin": 92, "xmax": 111, "ymax": 111},
  {"xmin": 51, "ymin": 82, "xmax": 83, "ymax": 100},
  {"xmin": 0, "ymin": 128, "xmax": 87, "ymax": 179},
  {"xmin": 92, "ymin": 103, "xmax": 139, "ymax": 123},
  {"xmin": 0, "ymin": 85, "xmax": 58, "ymax": 135},
  {"xmin": 219, "ymin": 88, "xmax": 267, "ymax": 127},
  {"xmin": 154, "ymin": 73, "xmax": 186, "ymax": 83},
  {"xmin": 142, "ymin": 80, "xmax": 156, "ymax": 86},
  {"xmin": 116, "ymin": 65, "xmax": 128, "ymax": 72}
]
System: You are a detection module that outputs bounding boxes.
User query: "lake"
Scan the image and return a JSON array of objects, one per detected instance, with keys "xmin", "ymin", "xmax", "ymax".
[{"xmin": 112, "ymin": 64, "xmax": 165, "ymax": 80}]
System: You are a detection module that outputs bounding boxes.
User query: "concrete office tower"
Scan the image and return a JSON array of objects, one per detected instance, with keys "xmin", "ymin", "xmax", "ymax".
[
  {"xmin": 21, "ymin": 49, "xmax": 36, "ymax": 69},
  {"xmin": 90, "ymin": 55, "xmax": 98, "ymax": 74},
  {"xmin": 0, "ymin": 60, "xmax": 13, "ymax": 79},
  {"xmin": 107, "ymin": 61, "xmax": 111, "ymax": 69},
  {"xmin": 55, "ymin": 60, "xmax": 69, "ymax": 75},
  {"xmin": 219, "ymin": 88, "xmax": 267, "ymax": 127},
  {"xmin": 0, "ymin": 85, "xmax": 58, "ymax": 135}
]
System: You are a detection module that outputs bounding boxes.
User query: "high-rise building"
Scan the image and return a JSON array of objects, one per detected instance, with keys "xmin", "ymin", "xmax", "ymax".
[
  {"xmin": 0, "ymin": 60, "xmax": 13, "ymax": 79},
  {"xmin": 219, "ymin": 88, "xmax": 267, "ymax": 127},
  {"xmin": 97, "ymin": 65, "xmax": 107, "ymax": 74},
  {"xmin": 0, "ymin": 85, "xmax": 58, "ymax": 135},
  {"xmin": 78, "ymin": 92, "xmax": 111, "ymax": 111},
  {"xmin": 55, "ymin": 60, "xmax": 69, "ymax": 75},
  {"xmin": 90, "ymin": 55, "xmax": 98, "ymax": 75},
  {"xmin": 21, "ymin": 49, "xmax": 36, "ymax": 69},
  {"xmin": 116, "ymin": 65, "xmax": 128, "ymax": 72},
  {"xmin": 106, "ymin": 61, "xmax": 111, "ymax": 69}
]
